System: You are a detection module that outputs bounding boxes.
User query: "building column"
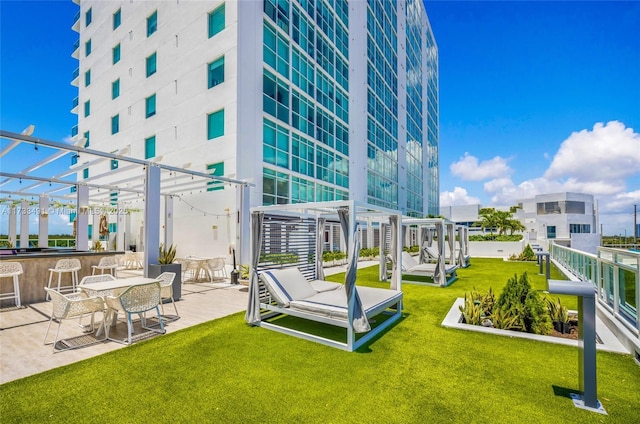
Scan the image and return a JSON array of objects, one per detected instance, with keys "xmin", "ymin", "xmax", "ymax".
[
  {"xmin": 38, "ymin": 196, "xmax": 49, "ymax": 247},
  {"xmin": 143, "ymin": 165, "xmax": 161, "ymax": 276},
  {"xmin": 164, "ymin": 195, "xmax": 173, "ymax": 247},
  {"xmin": 20, "ymin": 200, "xmax": 29, "ymax": 248},
  {"xmin": 8, "ymin": 206, "xmax": 17, "ymax": 247},
  {"xmin": 116, "ymin": 202, "xmax": 125, "ymax": 251},
  {"xmin": 92, "ymin": 208, "xmax": 100, "ymax": 247},
  {"xmin": 237, "ymin": 184, "xmax": 251, "ymax": 265},
  {"xmin": 76, "ymin": 185, "xmax": 89, "ymax": 251}
]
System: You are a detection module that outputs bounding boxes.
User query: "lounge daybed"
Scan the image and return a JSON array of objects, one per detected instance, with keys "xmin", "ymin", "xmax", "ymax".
[
  {"xmin": 402, "ymin": 217, "xmax": 460, "ymax": 287},
  {"xmin": 401, "ymin": 251, "xmax": 458, "ymax": 286},
  {"xmin": 260, "ymin": 267, "xmax": 402, "ymax": 326},
  {"xmin": 245, "ymin": 200, "xmax": 403, "ymax": 351}
]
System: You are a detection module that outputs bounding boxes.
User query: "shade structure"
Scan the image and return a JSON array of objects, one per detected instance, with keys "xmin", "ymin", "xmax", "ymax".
[
  {"xmin": 402, "ymin": 218, "xmax": 460, "ymax": 287},
  {"xmin": 245, "ymin": 200, "xmax": 403, "ymax": 351}
]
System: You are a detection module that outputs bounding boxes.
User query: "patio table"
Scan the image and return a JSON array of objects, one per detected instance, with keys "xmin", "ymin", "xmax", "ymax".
[
  {"xmin": 80, "ymin": 277, "xmax": 160, "ymax": 336},
  {"xmin": 79, "ymin": 276, "xmax": 160, "ymax": 298},
  {"xmin": 184, "ymin": 256, "xmax": 213, "ymax": 282}
]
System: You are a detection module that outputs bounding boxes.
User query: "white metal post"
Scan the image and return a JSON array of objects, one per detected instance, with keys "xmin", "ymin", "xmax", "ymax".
[
  {"xmin": 76, "ymin": 185, "xmax": 89, "ymax": 251},
  {"xmin": 19, "ymin": 200, "xmax": 29, "ymax": 248},
  {"xmin": 116, "ymin": 202, "xmax": 125, "ymax": 251},
  {"xmin": 143, "ymin": 165, "xmax": 161, "ymax": 277},
  {"xmin": 164, "ymin": 195, "xmax": 173, "ymax": 248},
  {"xmin": 38, "ymin": 196, "xmax": 48, "ymax": 247},
  {"xmin": 8, "ymin": 206, "xmax": 17, "ymax": 247}
]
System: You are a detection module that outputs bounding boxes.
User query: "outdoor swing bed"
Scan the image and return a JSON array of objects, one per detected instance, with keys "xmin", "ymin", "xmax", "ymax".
[
  {"xmin": 401, "ymin": 218, "xmax": 460, "ymax": 287},
  {"xmin": 245, "ymin": 200, "xmax": 403, "ymax": 352}
]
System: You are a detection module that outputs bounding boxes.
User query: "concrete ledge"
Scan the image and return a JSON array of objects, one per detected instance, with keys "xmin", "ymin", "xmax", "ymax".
[{"xmin": 442, "ymin": 298, "xmax": 629, "ymax": 354}]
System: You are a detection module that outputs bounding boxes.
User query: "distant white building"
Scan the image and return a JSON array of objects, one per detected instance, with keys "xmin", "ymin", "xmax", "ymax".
[{"xmin": 441, "ymin": 192, "xmax": 600, "ymax": 253}]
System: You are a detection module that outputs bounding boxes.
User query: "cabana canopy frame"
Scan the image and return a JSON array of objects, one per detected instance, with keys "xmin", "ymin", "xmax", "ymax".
[
  {"xmin": 402, "ymin": 218, "xmax": 459, "ymax": 286},
  {"xmin": 245, "ymin": 200, "xmax": 403, "ymax": 351},
  {"xmin": 0, "ymin": 129, "xmax": 252, "ymax": 270}
]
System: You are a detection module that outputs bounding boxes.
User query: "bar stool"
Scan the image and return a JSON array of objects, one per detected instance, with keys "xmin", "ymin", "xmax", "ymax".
[
  {"xmin": 46, "ymin": 259, "xmax": 81, "ymax": 301},
  {"xmin": 91, "ymin": 256, "xmax": 119, "ymax": 276},
  {"xmin": 0, "ymin": 262, "xmax": 23, "ymax": 308}
]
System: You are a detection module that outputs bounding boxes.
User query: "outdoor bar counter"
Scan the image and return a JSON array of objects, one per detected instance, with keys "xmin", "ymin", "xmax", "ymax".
[{"xmin": 0, "ymin": 249, "xmax": 124, "ymax": 305}]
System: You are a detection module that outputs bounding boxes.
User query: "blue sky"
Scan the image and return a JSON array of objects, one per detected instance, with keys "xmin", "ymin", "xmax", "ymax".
[{"xmin": 1, "ymin": 1, "xmax": 639, "ymax": 236}]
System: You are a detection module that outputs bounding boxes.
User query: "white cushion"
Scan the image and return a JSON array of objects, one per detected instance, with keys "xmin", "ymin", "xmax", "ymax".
[
  {"xmin": 259, "ymin": 268, "xmax": 317, "ymax": 307},
  {"xmin": 401, "ymin": 251, "xmax": 418, "ymax": 270},
  {"xmin": 309, "ymin": 280, "xmax": 342, "ymax": 292}
]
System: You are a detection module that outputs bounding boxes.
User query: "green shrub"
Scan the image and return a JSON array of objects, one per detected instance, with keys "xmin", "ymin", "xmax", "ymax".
[
  {"xmin": 494, "ymin": 273, "xmax": 552, "ymax": 335},
  {"xmin": 517, "ymin": 244, "xmax": 537, "ymax": 261},
  {"xmin": 469, "ymin": 234, "xmax": 523, "ymax": 242},
  {"xmin": 260, "ymin": 252, "xmax": 299, "ymax": 265}
]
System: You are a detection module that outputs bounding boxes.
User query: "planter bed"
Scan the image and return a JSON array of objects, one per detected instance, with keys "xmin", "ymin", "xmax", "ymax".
[{"xmin": 442, "ymin": 298, "xmax": 629, "ymax": 354}]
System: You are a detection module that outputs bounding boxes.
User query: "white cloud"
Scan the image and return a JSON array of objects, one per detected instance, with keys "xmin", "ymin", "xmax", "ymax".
[
  {"xmin": 545, "ymin": 121, "xmax": 640, "ymax": 181},
  {"xmin": 450, "ymin": 153, "xmax": 512, "ymax": 181},
  {"xmin": 443, "ymin": 121, "xmax": 640, "ymax": 233},
  {"xmin": 440, "ymin": 187, "xmax": 481, "ymax": 206}
]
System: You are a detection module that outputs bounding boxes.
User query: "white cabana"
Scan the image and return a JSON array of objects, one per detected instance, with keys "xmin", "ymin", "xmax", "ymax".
[
  {"xmin": 402, "ymin": 218, "xmax": 459, "ymax": 286},
  {"xmin": 456, "ymin": 225, "xmax": 471, "ymax": 268},
  {"xmin": 244, "ymin": 200, "xmax": 403, "ymax": 351}
]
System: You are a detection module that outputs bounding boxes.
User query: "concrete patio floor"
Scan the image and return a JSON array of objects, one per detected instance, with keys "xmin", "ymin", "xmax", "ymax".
[
  {"xmin": 0, "ymin": 272, "xmax": 249, "ymax": 385},
  {"xmin": 0, "ymin": 262, "xmax": 361, "ymax": 385}
]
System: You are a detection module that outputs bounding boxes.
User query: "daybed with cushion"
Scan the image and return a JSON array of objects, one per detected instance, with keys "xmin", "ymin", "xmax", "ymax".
[
  {"xmin": 260, "ymin": 268, "xmax": 402, "ymax": 323},
  {"xmin": 245, "ymin": 200, "xmax": 404, "ymax": 352},
  {"xmin": 401, "ymin": 251, "xmax": 458, "ymax": 287}
]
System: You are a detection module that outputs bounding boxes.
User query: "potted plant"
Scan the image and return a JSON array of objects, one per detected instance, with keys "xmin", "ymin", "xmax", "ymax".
[
  {"xmin": 546, "ymin": 297, "xmax": 570, "ymax": 334},
  {"xmin": 148, "ymin": 243, "xmax": 182, "ymax": 301},
  {"xmin": 238, "ymin": 264, "xmax": 250, "ymax": 285}
]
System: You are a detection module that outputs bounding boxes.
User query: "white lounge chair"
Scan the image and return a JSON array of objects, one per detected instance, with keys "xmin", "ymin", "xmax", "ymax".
[
  {"xmin": 401, "ymin": 251, "xmax": 458, "ymax": 286},
  {"xmin": 257, "ymin": 267, "xmax": 402, "ymax": 350}
]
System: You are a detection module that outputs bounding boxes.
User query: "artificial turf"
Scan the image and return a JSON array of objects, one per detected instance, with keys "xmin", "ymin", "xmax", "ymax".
[{"xmin": 1, "ymin": 258, "xmax": 638, "ymax": 423}]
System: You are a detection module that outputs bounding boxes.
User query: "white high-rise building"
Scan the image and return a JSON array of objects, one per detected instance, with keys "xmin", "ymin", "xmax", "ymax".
[{"xmin": 71, "ymin": 0, "xmax": 439, "ymax": 259}]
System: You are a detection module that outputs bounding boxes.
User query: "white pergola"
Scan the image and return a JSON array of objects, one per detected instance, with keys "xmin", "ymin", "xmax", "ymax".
[{"xmin": 0, "ymin": 129, "xmax": 253, "ymax": 274}]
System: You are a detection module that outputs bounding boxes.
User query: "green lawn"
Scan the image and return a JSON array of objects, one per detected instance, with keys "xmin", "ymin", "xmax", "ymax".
[{"xmin": 1, "ymin": 258, "xmax": 639, "ymax": 423}]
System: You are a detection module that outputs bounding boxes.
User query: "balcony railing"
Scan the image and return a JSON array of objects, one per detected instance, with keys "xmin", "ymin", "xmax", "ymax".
[
  {"xmin": 551, "ymin": 243, "xmax": 639, "ymax": 336},
  {"xmin": 72, "ymin": 10, "xmax": 80, "ymax": 32},
  {"xmin": 72, "ymin": 97, "xmax": 79, "ymax": 109},
  {"xmin": 72, "ymin": 39, "xmax": 80, "ymax": 54},
  {"xmin": 71, "ymin": 125, "xmax": 78, "ymax": 137}
]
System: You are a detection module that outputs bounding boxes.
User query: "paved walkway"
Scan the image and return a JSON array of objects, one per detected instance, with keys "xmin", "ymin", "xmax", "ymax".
[
  {"xmin": 0, "ymin": 273, "xmax": 248, "ymax": 384},
  {"xmin": 0, "ymin": 262, "xmax": 372, "ymax": 385}
]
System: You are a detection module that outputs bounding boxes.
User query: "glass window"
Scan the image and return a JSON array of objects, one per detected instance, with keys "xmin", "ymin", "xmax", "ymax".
[
  {"xmin": 112, "ymin": 43, "xmax": 121, "ymax": 64},
  {"xmin": 146, "ymin": 52, "xmax": 157, "ymax": 77},
  {"xmin": 111, "ymin": 114, "xmax": 119, "ymax": 134},
  {"xmin": 147, "ymin": 10, "xmax": 158, "ymax": 37},
  {"xmin": 111, "ymin": 159, "xmax": 119, "ymax": 170},
  {"xmin": 207, "ymin": 109, "xmax": 224, "ymax": 139},
  {"xmin": 145, "ymin": 94, "xmax": 156, "ymax": 118},
  {"xmin": 85, "ymin": 39, "xmax": 92, "ymax": 56},
  {"xmin": 208, "ymin": 56, "xmax": 224, "ymax": 88},
  {"xmin": 206, "ymin": 162, "xmax": 225, "ymax": 191},
  {"xmin": 546, "ymin": 226, "xmax": 556, "ymax": 239},
  {"xmin": 83, "ymin": 168, "xmax": 89, "ymax": 179},
  {"xmin": 84, "ymin": 100, "xmax": 90, "ymax": 117},
  {"xmin": 112, "ymin": 79, "xmax": 120, "ymax": 99},
  {"xmin": 145, "ymin": 135, "xmax": 156, "ymax": 159},
  {"xmin": 208, "ymin": 3, "xmax": 225, "ymax": 38},
  {"xmin": 83, "ymin": 131, "xmax": 90, "ymax": 147},
  {"xmin": 113, "ymin": 8, "xmax": 121, "ymax": 30},
  {"xmin": 84, "ymin": 69, "xmax": 91, "ymax": 87},
  {"xmin": 85, "ymin": 8, "xmax": 92, "ymax": 26}
]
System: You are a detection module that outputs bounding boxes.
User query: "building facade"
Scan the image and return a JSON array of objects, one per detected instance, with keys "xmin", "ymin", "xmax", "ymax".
[
  {"xmin": 71, "ymin": 0, "xmax": 439, "ymax": 257},
  {"xmin": 441, "ymin": 192, "xmax": 600, "ymax": 252}
]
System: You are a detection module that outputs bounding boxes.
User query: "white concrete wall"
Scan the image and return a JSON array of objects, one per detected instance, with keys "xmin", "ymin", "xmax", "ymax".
[{"xmin": 468, "ymin": 241, "xmax": 525, "ymax": 258}]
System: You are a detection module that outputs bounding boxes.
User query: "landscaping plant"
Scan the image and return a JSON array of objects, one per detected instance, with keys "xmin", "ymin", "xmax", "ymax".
[{"xmin": 494, "ymin": 272, "xmax": 552, "ymax": 335}]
